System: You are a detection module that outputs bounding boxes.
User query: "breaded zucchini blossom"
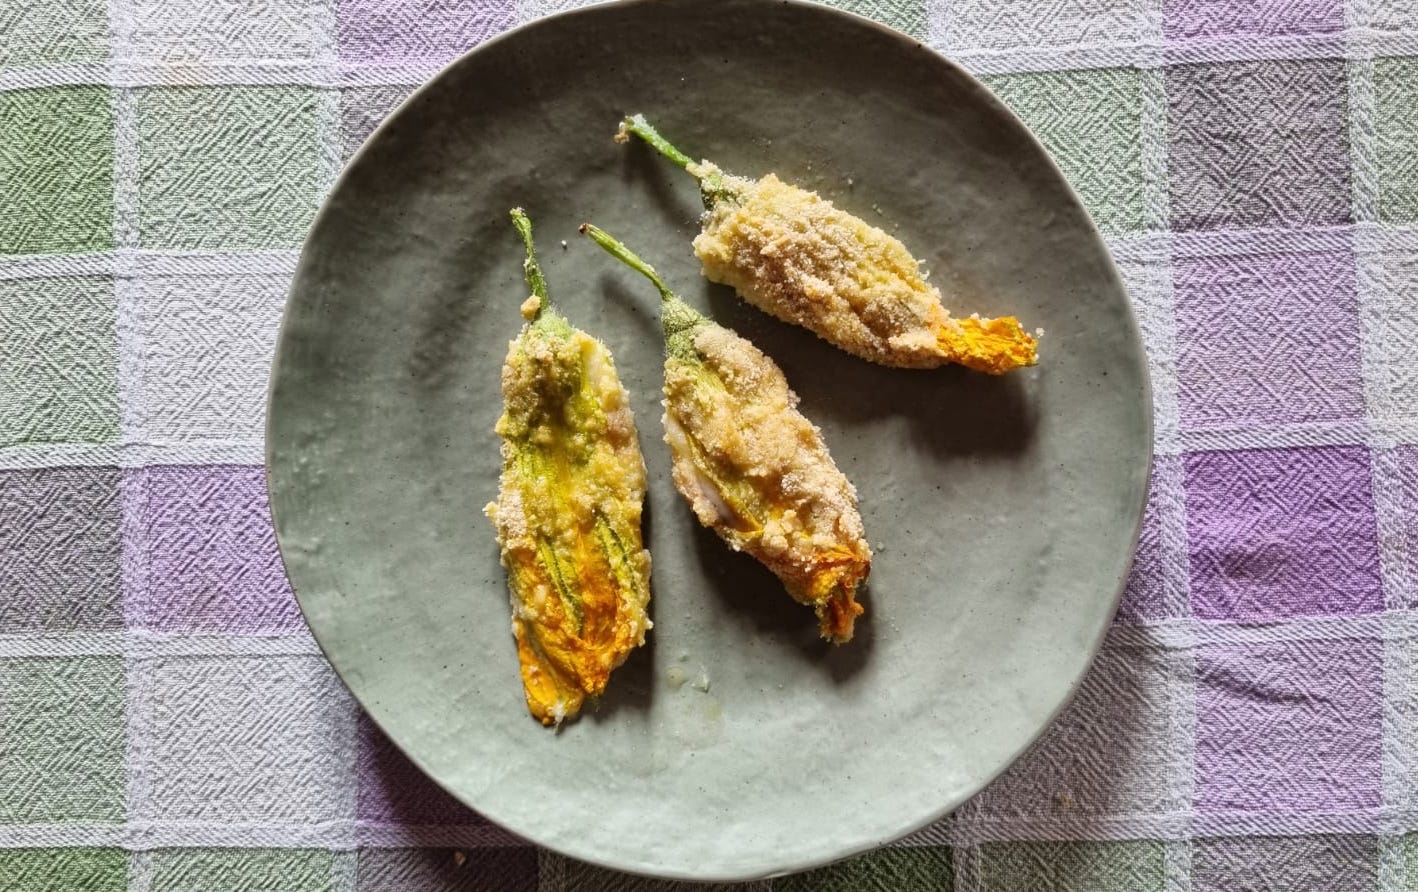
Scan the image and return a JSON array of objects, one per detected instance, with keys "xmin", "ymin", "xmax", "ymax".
[
  {"xmin": 581, "ymin": 222, "xmax": 871, "ymax": 643},
  {"xmin": 486, "ymin": 209, "xmax": 652, "ymax": 726},
  {"xmin": 617, "ymin": 115, "xmax": 1039, "ymax": 374}
]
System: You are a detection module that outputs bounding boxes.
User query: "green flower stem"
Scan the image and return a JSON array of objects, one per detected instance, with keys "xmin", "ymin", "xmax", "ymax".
[
  {"xmin": 510, "ymin": 207, "xmax": 550, "ymax": 316},
  {"xmin": 617, "ymin": 114, "xmax": 738, "ymax": 208},
  {"xmin": 578, "ymin": 222, "xmax": 705, "ymax": 361},
  {"xmin": 619, "ymin": 114, "xmax": 694, "ymax": 170}
]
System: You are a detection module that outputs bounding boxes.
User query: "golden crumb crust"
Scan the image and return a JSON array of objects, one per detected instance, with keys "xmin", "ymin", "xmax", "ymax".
[
  {"xmin": 662, "ymin": 322, "xmax": 871, "ymax": 643},
  {"xmin": 485, "ymin": 310, "xmax": 651, "ymax": 726},
  {"xmin": 692, "ymin": 170, "xmax": 1038, "ymax": 374}
]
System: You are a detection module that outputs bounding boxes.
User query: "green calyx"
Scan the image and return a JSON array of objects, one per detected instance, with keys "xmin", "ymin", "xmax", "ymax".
[{"xmin": 660, "ymin": 294, "xmax": 706, "ymax": 362}]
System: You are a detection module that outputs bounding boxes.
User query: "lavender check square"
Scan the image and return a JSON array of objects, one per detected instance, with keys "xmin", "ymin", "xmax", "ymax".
[
  {"xmin": 1193, "ymin": 835, "xmax": 1377, "ymax": 892},
  {"xmin": 341, "ymin": 86, "xmax": 415, "ymax": 162},
  {"xmin": 338, "ymin": 0, "xmax": 514, "ymax": 65},
  {"xmin": 1173, "ymin": 249, "xmax": 1363, "ymax": 429},
  {"xmin": 1163, "ymin": 0, "xmax": 1342, "ymax": 40},
  {"xmin": 1195, "ymin": 638, "xmax": 1381, "ymax": 814},
  {"xmin": 515, "ymin": 0, "xmax": 601, "ymax": 16},
  {"xmin": 0, "ymin": 467, "xmax": 122, "ymax": 632},
  {"xmin": 1167, "ymin": 59, "xmax": 1351, "ymax": 230},
  {"xmin": 122, "ymin": 465, "xmax": 299, "ymax": 633},
  {"xmin": 1184, "ymin": 448, "xmax": 1381, "ymax": 621},
  {"xmin": 357, "ymin": 714, "xmax": 482, "ymax": 825}
]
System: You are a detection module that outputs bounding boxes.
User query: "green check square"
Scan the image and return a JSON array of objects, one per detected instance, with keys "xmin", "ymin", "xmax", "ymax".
[
  {"xmin": 979, "ymin": 840, "xmax": 1165, "ymax": 891},
  {"xmin": 137, "ymin": 87, "xmax": 323, "ymax": 249},
  {"xmin": 983, "ymin": 68, "xmax": 1149, "ymax": 233},
  {"xmin": 774, "ymin": 846, "xmax": 953, "ymax": 890},
  {"xmin": 1375, "ymin": 57, "xmax": 1418, "ymax": 225},
  {"xmin": 0, "ymin": 657, "xmax": 125, "ymax": 823},
  {"xmin": 0, "ymin": 87, "xmax": 114, "ymax": 254},
  {"xmin": 0, "ymin": 1, "xmax": 109, "ymax": 68},
  {"xmin": 826, "ymin": 0, "xmax": 927, "ymax": 39},
  {"xmin": 0, "ymin": 277, "xmax": 119, "ymax": 446},
  {"xmin": 151, "ymin": 849, "xmax": 334, "ymax": 892},
  {"xmin": 0, "ymin": 849, "xmax": 126, "ymax": 892}
]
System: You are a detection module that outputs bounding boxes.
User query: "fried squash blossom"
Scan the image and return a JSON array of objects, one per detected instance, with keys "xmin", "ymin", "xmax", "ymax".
[
  {"xmin": 616, "ymin": 114, "xmax": 1039, "ymax": 375},
  {"xmin": 485, "ymin": 209, "xmax": 652, "ymax": 726},
  {"xmin": 581, "ymin": 223, "xmax": 871, "ymax": 644}
]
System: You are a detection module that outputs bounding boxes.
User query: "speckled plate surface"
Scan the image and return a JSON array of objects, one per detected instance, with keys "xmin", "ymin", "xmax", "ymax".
[{"xmin": 266, "ymin": 0, "xmax": 1151, "ymax": 881}]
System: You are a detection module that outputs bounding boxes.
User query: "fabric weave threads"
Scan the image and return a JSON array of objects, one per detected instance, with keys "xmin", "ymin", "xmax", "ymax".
[{"xmin": 1, "ymin": 0, "xmax": 1415, "ymax": 887}]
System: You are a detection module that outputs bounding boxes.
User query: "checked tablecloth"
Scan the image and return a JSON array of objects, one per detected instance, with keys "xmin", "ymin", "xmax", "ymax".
[{"xmin": 3, "ymin": 0, "xmax": 1418, "ymax": 889}]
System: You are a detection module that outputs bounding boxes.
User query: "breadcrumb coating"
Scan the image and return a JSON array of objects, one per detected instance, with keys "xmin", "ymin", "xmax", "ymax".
[
  {"xmin": 693, "ymin": 169, "xmax": 1038, "ymax": 373},
  {"xmin": 663, "ymin": 323, "xmax": 871, "ymax": 642},
  {"xmin": 614, "ymin": 114, "xmax": 1038, "ymax": 374},
  {"xmin": 579, "ymin": 220, "xmax": 870, "ymax": 643},
  {"xmin": 485, "ymin": 211, "xmax": 652, "ymax": 726}
]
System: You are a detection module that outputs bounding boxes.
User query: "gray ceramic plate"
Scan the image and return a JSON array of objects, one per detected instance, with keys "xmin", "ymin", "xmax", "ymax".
[{"xmin": 267, "ymin": 0, "xmax": 1151, "ymax": 880}]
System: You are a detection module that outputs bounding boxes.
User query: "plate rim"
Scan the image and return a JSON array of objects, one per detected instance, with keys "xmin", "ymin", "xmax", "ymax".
[{"xmin": 265, "ymin": 0, "xmax": 1155, "ymax": 880}]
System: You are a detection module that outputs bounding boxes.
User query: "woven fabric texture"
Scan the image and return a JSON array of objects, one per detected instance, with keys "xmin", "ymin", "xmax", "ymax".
[{"xmin": 2, "ymin": 0, "xmax": 1416, "ymax": 888}]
